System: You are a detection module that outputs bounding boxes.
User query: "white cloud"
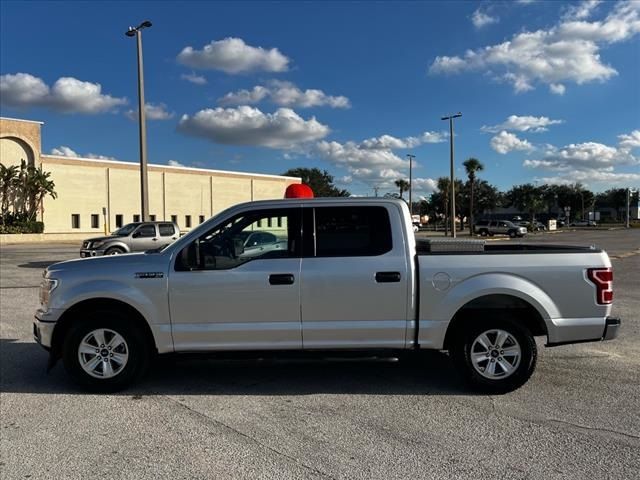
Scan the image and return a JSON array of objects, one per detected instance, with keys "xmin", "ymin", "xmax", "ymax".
[
  {"xmin": 313, "ymin": 131, "xmax": 442, "ymax": 192},
  {"xmin": 0, "ymin": 73, "xmax": 127, "ymax": 114},
  {"xmin": 471, "ymin": 9, "xmax": 499, "ymax": 29},
  {"xmin": 125, "ymin": 102, "xmax": 174, "ymax": 121},
  {"xmin": 218, "ymin": 86, "xmax": 270, "ymax": 106},
  {"xmin": 549, "ymin": 83, "xmax": 566, "ymax": 95},
  {"xmin": 359, "ymin": 131, "xmax": 447, "ymax": 150},
  {"xmin": 535, "ymin": 170, "xmax": 640, "ymax": 186},
  {"xmin": 177, "ymin": 37, "xmax": 290, "ymax": 74},
  {"xmin": 50, "ymin": 146, "xmax": 115, "ymax": 160},
  {"xmin": 50, "ymin": 146, "xmax": 78, "ymax": 157},
  {"xmin": 482, "ymin": 115, "xmax": 564, "ymax": 133},
  {"xmin": 429, "ymin": 1, "xmax": 640, "ymax": 93},
  {"xmin": 167, "ymin": 159, "xmax": 185, "ymax": 167},
  {"xmin": 180, "ymin": 73, "xmax": 207, "ymax": 85},
  {"xmin": 177, "ymin": 106, "xmax": 329, "ymax": 148},
  {"xmin": 562, "ymin": 0, "xmax": 602, "ymax": 21},
  {"xmin": 618, "ymin": 130, "xmax": 640, "ymax": 149},
  {"xmin": 86, "ymin": 153, "xmax": 117, "ymax": 160},
  {"xmin": 218, "ymin": 81, "xmax": 350, "ymax": 109},
  {"xmin": 524, "ymin": 140, "xmax": 639, "ymax": 171},
  {"xmin": 490, "ymin": 131, "xmax": 535, "ymax": 154}
]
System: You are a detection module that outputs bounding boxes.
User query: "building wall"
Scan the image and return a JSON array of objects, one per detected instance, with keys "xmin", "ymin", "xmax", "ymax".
[
  {"xmin": 0, "ymin": 117, "xmax": 42, "ymax": 168},
  {"xmin": 1, "ymin": 117, "xmax": 300, "ymax": 234}
]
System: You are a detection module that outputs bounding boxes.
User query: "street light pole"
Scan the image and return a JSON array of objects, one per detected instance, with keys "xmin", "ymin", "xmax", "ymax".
[
  {"xmin": 407, "ymin": 154, "xmax": 415, "ymax": 217},
  {"xmin": 626, "ymin": 188, "xmax": 631, "ymax": 228},
  {"xmin": 126, "ymin": 20, "xmax": 152, "ymax": 222},
  {"xmin": 441, "ymin": 113, "xmax": 461, "ymax": 238}
]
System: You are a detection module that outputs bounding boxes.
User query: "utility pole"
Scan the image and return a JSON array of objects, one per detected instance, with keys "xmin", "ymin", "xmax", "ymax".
[
  {"xmin": 407, "ymin": 154, "xmax": 415, "ymax": 217},
  {"xmin": 626, "ymin": 188, "xmax": 631, "ymax": 228},
  {"xmin": 126, "ymin": 20, "xmax": 152, "ymax": 221},
  {"xmin": 373, "ymin": 186, "xmax": 380, "ymax": 197},
  {"xmin": 441, "ymin": 113, "xmax": 462, "ymax": 238}
]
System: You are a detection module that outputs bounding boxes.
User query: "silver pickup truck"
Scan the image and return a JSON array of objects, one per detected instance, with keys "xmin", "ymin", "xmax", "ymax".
[{"xmin": 34, "ymin": 198, "xmax": 620, "ymax": 393}]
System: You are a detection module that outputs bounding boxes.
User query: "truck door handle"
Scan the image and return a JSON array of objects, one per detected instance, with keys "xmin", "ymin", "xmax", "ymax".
[
  {"xmin": 152, "ymin": 238, "xmax": 158, "ymax": 241},
  {"xmin": 375, "ymin": 272, "xmax": 401, "ymax": 283},
  {"xmin": 269, "ymin": 274, "xmax": 295, "ymax": 285}
]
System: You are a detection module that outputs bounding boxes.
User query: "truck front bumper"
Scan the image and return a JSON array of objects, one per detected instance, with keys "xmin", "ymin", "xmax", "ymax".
[
  {"xmin": 33, "ymin": 318, "xmax": 55, "ymax": 350},
  {"xmin": 80, "ymin": 249, "xmax": 106, "ymax": 258}
]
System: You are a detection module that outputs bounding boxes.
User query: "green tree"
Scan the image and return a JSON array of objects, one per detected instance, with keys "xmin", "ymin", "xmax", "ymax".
[
  {"xmin": 281, "ymin": 168, "xmax": 350, "ymax": 197},
  {"xmin": 505, "ymin": 184, "xmax": 546, "ymax": 224},
  {"xmin": 394, "ymin": 179, "xmax": 410, "ymax": 199},
  {"xmin": 462, "ymin": 157, "xmax": 484, "ymax": 235}
]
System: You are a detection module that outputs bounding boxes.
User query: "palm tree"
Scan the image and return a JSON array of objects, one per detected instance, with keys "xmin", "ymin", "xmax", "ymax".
[
  {"xmin": 463, "ymin": 158, "xmax": 484, "ymax": 235},
  {"xmin": 437, "ymin": 177, "xmax": 451, "ymax": 236},
  {"xmin": 394, "ymin": 179, "xmax": 410, "ymax": 199},
  {"xmin": 0, "ymin": 164, "xmax": 19, "ymax": 222}
]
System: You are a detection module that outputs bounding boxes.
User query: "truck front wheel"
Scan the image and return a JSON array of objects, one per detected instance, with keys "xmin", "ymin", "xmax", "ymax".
[
  {"xmin": 451, "ymin": 319, "xmax": 537, "ymax": 393},
  {"xmin": 62, "ymin": 312, "xmax": 150, "ymax": 392}
]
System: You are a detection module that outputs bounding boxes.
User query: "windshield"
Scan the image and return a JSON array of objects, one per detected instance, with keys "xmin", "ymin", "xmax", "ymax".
[{"xmin": 113, "ymin": 223, "xmax": 139, "ymax": 236}]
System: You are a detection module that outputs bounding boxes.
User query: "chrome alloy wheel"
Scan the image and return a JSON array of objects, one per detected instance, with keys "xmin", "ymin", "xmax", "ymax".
[
  {"xmin": 470, "ymin": 329, "xmax": 521, "ymax": 380},
  {"xmin": 78, "ymin": 328, "xmax": 129, "ymax": 379}
]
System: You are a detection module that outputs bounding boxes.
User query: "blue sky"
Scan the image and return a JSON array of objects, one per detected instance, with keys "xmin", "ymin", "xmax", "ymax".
[{"xmin": 1, "ymin": 0, "xmax": 639, "ymax": 196}]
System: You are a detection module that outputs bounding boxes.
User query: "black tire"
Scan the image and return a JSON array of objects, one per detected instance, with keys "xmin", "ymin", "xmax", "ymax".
[
  {"xmin": 509, "ymin": 230, "xmax": 517, "ymax": 238},
  {"xmin": 105, "ymin": 247, "xmax": 124, "ymax": 255},
  {"xmin": 62, "ymin": 311, "xmax": 150, "ymax": 392},
  {"xmin": 480, "ymin": 230, "xmax": 488, "ymax": 237},
  {"xmin": 450, "ymin": 318, "xmax": 537, "ymax": 393}
]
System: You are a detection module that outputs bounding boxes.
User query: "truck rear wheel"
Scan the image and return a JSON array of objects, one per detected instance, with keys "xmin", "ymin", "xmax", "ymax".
[
  {"xmin": 62, "ymin": 312, "xmax": 149, "ymax": 392},
  {"xmin": 451, "ymin": 318, "xmax": 537, "ymax": 393}
]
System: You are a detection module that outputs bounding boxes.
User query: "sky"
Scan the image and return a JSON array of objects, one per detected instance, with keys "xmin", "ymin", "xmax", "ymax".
[{"xmin": 1, "ymin": 0, "xmax": 639, "ymax": 197}]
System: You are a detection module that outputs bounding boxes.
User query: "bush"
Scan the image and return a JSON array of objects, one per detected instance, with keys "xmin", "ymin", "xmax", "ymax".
[{"xmin": 0, "ymin": 219, "xmax": 44, "ymax": 234}]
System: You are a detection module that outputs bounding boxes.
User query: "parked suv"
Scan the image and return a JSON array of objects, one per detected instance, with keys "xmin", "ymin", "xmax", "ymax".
[
  {"xmin": 474, "ymin": 220, "xmax": 527, "ymax": 238},
  {"xmin": 80, "ymin": 221, "xmax": 180, "ymax": 257}
]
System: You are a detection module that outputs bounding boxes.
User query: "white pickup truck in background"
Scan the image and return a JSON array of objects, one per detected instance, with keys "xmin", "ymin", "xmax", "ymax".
[{"xmin": 34, "ymin": 198, "xmax": 620, "ymax": 393}]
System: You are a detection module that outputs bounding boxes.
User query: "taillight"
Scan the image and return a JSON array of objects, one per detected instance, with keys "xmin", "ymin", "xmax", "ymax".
[{"xmin": 587, "ymin": 268, "xmax": 613, "ymax": 305}]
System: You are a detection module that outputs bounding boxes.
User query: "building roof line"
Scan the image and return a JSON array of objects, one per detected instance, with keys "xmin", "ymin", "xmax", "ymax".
[
  {"xmin": 0, "ymin": 116, "xmax": 45, "ymax": 125},
  {"xmin": 40, "ymin": 154, "xmax": 300, "ymax": 181}
]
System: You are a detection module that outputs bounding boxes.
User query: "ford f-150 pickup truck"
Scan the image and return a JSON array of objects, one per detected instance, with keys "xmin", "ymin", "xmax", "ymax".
[{"xmin": 34, "ymin": 198, "xmax": 621, "ymax": 393}]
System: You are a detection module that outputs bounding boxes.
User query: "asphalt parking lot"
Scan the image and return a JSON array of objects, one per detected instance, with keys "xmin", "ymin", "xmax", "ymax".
[{"xmin": 1, "ymin": 229, "xmax": 639, "ymax": 480}]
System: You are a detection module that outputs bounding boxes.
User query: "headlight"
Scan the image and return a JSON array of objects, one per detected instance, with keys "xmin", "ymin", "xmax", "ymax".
[
  {"xmin": 91, "ymin": 241, "xmax": 105, "ymax": 249},
  {"xmin": 39, "ymin": 278, "xmax": 59, "ymax": 307}
]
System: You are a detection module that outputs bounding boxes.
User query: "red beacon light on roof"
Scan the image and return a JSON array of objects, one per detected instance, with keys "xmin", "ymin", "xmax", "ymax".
[{"xmin": 285, "ymin": 183, "xmax": 314, "ymax": 199}]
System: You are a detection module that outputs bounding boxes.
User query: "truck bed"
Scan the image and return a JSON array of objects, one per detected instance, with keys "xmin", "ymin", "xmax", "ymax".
[{"xmin": 416, "ymin": 238, "xmax": 601, "ymax": 255}]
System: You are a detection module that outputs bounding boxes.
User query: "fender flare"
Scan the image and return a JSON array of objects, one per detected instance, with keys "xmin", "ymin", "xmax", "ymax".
[{"xmin": 433, "ymin": 272, "xmax": 560, "ymax": 323}]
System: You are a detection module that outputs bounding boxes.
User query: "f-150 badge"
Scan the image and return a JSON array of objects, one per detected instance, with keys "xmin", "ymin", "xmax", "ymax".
[{"xmin": 135, "ymin": 272, "xmax": 164, "ymax": 279}]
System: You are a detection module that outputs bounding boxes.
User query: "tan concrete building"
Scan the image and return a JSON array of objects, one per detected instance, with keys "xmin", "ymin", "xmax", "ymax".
[{"xmin": 0, "ymin": 117, "xmax": 300, "ymax": 237}]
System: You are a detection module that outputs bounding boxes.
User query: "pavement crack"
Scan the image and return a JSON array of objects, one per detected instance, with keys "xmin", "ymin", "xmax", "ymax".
[
  {"xmin": 544, "ymin": 418, "xmax": 640, "ymax": 442},
  {"xmin": 160, "ymin": 395, "xmax": 336, "ymax": 479}
]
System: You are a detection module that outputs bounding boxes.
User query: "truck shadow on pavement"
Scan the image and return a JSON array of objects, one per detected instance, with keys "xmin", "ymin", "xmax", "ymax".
[{"xmin": 1, "ymin": 338, "xmax": 470, "ymax": 396}]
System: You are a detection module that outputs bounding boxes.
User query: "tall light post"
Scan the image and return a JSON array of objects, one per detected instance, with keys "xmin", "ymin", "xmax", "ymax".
[
  {"xmin": 407, "ymin": 154, "xmax": 415, "ymax": 217},
  {"xmin": 441, "ymin": 113, "xmax": 462, "ymax": 238},
  {"xmin": 126, "ymin": 20, "xmax": 152, "ymax": 221}
]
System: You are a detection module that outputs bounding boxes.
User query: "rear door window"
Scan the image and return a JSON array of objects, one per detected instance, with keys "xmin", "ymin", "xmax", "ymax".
[
  {"xmin": 313, "ymin": 206, "xmax": 392, "ymax": 257},
  {"xmin": 159, "ymin": 223, "xmax": 175, "ymax": 237}
]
